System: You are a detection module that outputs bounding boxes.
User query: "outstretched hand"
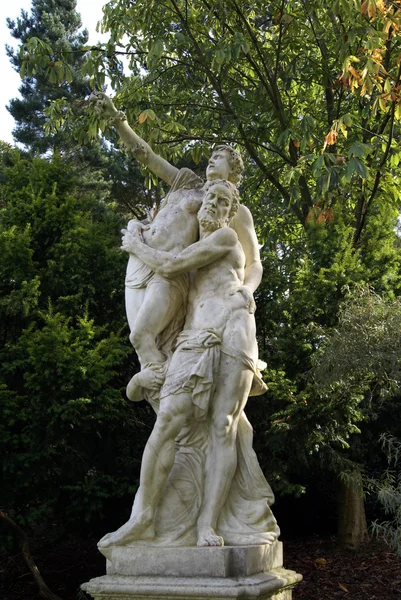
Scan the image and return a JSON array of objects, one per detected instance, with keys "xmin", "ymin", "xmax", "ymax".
[{"xmin": 89, "ymin": 91, "xmax": 118, "ymax": 120}]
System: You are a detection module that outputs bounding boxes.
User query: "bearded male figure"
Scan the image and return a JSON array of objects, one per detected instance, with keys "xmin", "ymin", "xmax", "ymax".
[
  {"xmin": 91, "ymin": 93, "xmax": 262, "ymax": 392},
  {"xmin": 99, "ymin": 180, "xmax": 279, "ymax": 549}
]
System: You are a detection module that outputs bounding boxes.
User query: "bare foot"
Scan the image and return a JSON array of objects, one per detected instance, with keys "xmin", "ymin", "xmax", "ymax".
[
  {"xmin": 98, "ymin": 514, "xmax": 155, "ymax": 548},
  {"xmin": 197, "ymin": 526, "xmax": 224, "ymax": 547}
]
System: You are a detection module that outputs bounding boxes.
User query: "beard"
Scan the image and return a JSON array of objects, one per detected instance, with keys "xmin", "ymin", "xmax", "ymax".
[{"xmin": 198, "ymin": 214, "xmax": 226, "ymax": 231}]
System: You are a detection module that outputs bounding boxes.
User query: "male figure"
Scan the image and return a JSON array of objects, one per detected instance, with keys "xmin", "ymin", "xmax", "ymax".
[
  {"xmin": 91, "ymin": 93, "xmax": 262, "ymax": 379},
  {"xmin": 99, "ymin": 180, "xmax": 276, "ymax": 548}
]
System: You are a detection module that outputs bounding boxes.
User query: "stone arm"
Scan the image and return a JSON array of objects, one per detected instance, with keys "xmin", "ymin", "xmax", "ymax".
[
  {"xmin": 231, "ymin": 205, "xmax": 263, "ymax": 294},
  {"xmin": 121, "ymin": 228, "xmax": 237, "ymax": 277},
  {"xmin": 92, "ymin": 92, "xmax": 179, "ymax": 186}
]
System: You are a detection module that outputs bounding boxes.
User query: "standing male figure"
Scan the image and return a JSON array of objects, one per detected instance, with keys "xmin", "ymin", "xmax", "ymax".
[
  {"xmin": 91, "ymin": 93, "xmax": 262, "ymax": 392},
  {"xmin": 99, "ymin": 180, "xmax": 278, "ymax": 549}
]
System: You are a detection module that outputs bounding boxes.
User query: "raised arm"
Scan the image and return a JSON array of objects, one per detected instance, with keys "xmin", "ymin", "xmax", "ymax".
[
  {"xmin": 121, "ymin": 227, "xmax": 237, "ymax": 277},
  {"xmin": 230, "ymin": 205, "xmax": 263, "ymax": 293},
  {"xmin": 91, "ymin": 92, "xmax": 179, "ymax": 186}
]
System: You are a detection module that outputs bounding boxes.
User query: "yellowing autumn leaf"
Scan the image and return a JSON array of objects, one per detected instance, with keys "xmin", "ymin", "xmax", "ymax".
[
  {"xmin": 349, "ymin": 66, "xmax": 361, "ymax": 80},
  {"xmin": 138, "ymin": 108, "xmax": 157, "ymax": 124},
  {"xmin": 325, "ymin": 130, "xmax": 338, "ymax": 146}
]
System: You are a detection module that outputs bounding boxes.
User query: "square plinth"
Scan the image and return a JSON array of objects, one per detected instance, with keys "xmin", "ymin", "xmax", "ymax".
[
  {"xmin": 82, "ymin": 568, "xmax": 301, "ymax": 599},
  {"xmin": 103, "ymin": 542, "xmax": 283, "ymax": 578},
  {"xmin": 82, "ymin": 543, "xmax": 302, "ymax": 600}
]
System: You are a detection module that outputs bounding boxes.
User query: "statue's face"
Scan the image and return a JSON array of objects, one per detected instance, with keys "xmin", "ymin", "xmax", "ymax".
[
  {"xmin": 198, "ymin": 183, "xmax": 232, "ymax": 230},
  {"xmin": 206, "ymin": 150, "xmax": 231, "ymax": 181}
]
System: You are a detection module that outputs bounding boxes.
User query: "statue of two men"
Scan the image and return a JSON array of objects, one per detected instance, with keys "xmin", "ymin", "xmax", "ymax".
[{"xmin": 92, "ymin": 93, "xmax": 279, "ymax": 549}]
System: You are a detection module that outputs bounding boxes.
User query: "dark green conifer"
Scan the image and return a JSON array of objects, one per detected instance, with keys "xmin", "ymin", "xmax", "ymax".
[{"xmin": 6, "ymin": 0, "xmax": 89, "ymax": 153}]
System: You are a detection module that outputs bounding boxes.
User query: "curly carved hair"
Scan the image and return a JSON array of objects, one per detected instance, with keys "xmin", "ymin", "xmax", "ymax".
[{"xmin": 212, "ymin": 145, "xmax": 244, "ymax": 186}]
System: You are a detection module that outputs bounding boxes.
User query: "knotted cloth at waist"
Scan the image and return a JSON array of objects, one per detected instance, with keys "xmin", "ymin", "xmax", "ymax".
[{"xmin": 160, "ymin": 329, "xmax": 267, "ymax": 420}]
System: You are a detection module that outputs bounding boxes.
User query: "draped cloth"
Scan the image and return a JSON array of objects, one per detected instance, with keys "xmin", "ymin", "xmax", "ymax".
[{"xmin": 131, "ymin": 329, "xmax": 279, "ymax": 546}]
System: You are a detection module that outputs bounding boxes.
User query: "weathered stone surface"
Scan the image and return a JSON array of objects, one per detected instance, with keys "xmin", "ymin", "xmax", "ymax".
[
  {"xmin": 83, "ymin": 95, "xmax": 302, "ymax": 600},
  {"xmin": 82, "ymin": 567, "xmax": 301, "ymax": 600},
  {"xmin": 83, "ymin": 543, "xmax": 302, "ymax": 600},
  {"xmin": 103, "ymin": 542, "xmax": 283, "ymax": 578}
]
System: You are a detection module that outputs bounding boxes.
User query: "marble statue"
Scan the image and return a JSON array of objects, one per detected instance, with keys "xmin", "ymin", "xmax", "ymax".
[
  {"xmin": 91, "ymin": 93, "xmax": 279, "ymax": 549},
  {"xmin": 91, "ymin": 94, "xmax": 260, "ymax": 376}
]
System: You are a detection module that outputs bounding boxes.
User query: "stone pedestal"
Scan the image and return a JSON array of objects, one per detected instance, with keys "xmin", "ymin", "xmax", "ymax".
[{"xmin": 82, "ymin": 542, "xmax": 302, "ymax": 600}]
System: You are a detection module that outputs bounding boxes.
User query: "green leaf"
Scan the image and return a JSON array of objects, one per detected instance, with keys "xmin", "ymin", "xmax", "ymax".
[
  {"xmin": 322, "ymin": 171, "xmax": 331, "ymax": 195},
  {"xmin": 345, "ymin": 157, "xmax": 358, "ymax": 181},
  {"xmin": 343, "ymin": 114, "xmax": 353, "ymax": 127},
  {"xmin": 215, "ymin": 49, "xmax": 225, "ymax": 65},
  {"xmin": 312, "ymin": 155, "xmax": 324, "ymax": 176},
  {"xmin": 153, "ymin": 39, "xmax": 164, "ymax": 57},
  {"xmin": 241, "ymin": 40, "xmax": 250, "ymax": 54},
  {"xmin": 354, "ymin": 157, "xmax": 368, "ymax": 179},
  {"xmin": 348, "ymin": 142, "xmax": 372, "ymax": 159},
  {"xmin": 48, "ymin": 67, "xmax": 58, "ymax": 84}
]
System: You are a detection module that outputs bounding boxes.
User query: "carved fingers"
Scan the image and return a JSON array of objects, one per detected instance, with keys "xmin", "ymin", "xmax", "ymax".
[
  {"xmin": 121, "ymin": 221, "xmax": 149, "ymax": 252},
  {"xmin": 121, "ymin": 228, "xmax": 133, "ymax": 253},
  {"xmin": 127, "ymin": 219, "xmax": 149, "ymax": 235},
  {"xmin": 89, "ymin": 92, "xmax": 128, "ymax": 127},
  {"xmin": 229, "ymin": 285, "xmax": 256, "ymax": 314}
]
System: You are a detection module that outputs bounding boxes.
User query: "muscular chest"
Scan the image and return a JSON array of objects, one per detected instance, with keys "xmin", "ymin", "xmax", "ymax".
[{"xmin": 144, "ymin": 193, "xmax": 201, "ymax": 250}]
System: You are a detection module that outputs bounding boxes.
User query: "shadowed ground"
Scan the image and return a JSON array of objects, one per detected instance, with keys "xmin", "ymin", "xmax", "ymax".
[{"xmin": 1, "ymin": 534, "xmax": 400, "ymax": 600}]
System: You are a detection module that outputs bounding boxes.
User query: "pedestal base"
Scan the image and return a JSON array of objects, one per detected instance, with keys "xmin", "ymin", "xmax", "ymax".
[{"xmin": 82, "ymin": 542, "xmax": 302, "ymax": 600}]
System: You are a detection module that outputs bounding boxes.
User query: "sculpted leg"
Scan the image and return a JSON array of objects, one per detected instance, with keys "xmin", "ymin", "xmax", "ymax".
[
  {"xmin": 130, "ymin": 280, "xmax": 185, "ymax": 365},
  {"xmin": 99, "ymin": 392, "xmax": 192, "ymax": 548},
  {"xmin": 197, "ymin": 357, "xmax": 253, "ymax": 547},
  {"xmin": 125, "ymin": 286, "xmax": 146, "ymax": 334}
]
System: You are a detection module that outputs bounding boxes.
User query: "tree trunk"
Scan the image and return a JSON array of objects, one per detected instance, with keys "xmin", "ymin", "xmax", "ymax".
[{"xmin": 337, "ymin": 470, "xmax": 370, "ymax": 549}]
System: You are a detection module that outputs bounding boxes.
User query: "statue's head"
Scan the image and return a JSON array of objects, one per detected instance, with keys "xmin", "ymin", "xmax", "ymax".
[
  {"xmin": 198, "ymin": 179, "xmax": 240, "ymax": 232},
  {"xmin": 206, "ymin": 146, "xmax": 244, "ymax": 186}
]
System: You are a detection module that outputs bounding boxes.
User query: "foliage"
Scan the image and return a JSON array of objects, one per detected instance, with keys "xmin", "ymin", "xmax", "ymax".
[
  {"xmin": 371, "ymin": 434, "xmax": 401, "ymax": 556},
  {"xmin": 6, "ymin": 0, "xmax": 91, "ymax": 153},
  {"xmin": 0, "ymin": 143, "xmax": 149, "ymax": 531},
  {"xmin": 313, "ymin": 287, "xmax": 401, "ymax": 396},
  {"xmin": 25, "ymin": 0, "xmax": 401, "ymax": 239},
  {"xmin": 9, "ymin": 0, "xmax": 401, "ymax": 533}
]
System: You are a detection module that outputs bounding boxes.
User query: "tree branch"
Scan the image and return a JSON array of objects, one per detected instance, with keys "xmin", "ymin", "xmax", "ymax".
[
  {"xmin": 0, "ymin": 512, "xmax": 64, "ymax": 600},
  {"xmin": 301, "ymin": 0, "xmax": 335, "ymax": 126},
  {"xmin": 353, "ymin": 62, "xmax": 401, "ymax": 246},
  {"xmin": 274, "ymin": 0, "xmax": 287, "ymax": 82}
]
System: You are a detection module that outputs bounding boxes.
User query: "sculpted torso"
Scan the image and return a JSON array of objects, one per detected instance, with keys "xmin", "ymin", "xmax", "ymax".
[
  {"xmin": 184, "ymin": 234, "xmax": 257, "ymax": 357},
  {"xmin": 134, "ymin": 188, "xmax": 253, "ymax": 260},
  {"xmin": 140, "ymin": 189, "xmax": 203, "ymax": 253}
]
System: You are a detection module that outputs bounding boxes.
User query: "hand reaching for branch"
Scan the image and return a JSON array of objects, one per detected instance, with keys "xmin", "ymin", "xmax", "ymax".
[{"xmin": 89, "ymin": 91, "xmax": 120, "ymax": 121}]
